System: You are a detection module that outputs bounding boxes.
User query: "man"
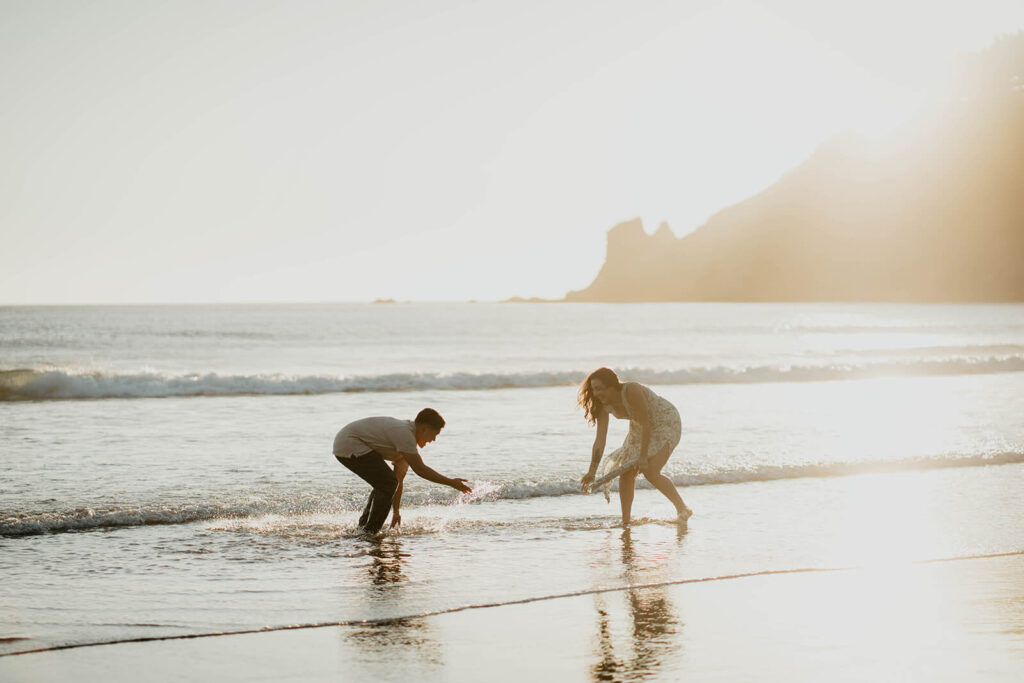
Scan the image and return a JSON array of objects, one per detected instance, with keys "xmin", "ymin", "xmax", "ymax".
[{"xmin": 333, "ymin": 408, "xmax": 471, "ymax": 534}]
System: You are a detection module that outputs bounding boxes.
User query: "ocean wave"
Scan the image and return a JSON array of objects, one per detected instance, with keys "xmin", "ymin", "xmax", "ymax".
[
  {"xmin": 2, "ymin": 353, "xmax": 1024, "ymax": 401},
  {"xmin": 4, "ymin": 451, "xmax": 1021, "ymax": 537}
]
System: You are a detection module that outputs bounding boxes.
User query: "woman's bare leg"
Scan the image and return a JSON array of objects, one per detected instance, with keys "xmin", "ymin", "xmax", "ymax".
[
  {"xmin": 641, "ymin": 444, "xmax": 689, "ymax": 516},
  {"xmin": 618, "ymin": 470, "xmax": 637, "ymax": 526}
]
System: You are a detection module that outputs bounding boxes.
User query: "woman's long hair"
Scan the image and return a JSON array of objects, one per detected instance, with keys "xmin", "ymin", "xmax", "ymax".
[{"xmin": 578, "ymin": 367, "xmax": 621, "ymax": 426}]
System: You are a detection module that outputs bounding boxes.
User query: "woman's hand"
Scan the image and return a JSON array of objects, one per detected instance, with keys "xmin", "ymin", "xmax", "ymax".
[
  {"xmin": 390, "ymin": 513, "xmax": 401, "ymax": 529},
  {"xmin": 450, "ymin": 478, "xmax": 472, "ymax": 494},
  {"xmin": 581, "ymin": 472, "xmax": 596, "ymax": 491}
]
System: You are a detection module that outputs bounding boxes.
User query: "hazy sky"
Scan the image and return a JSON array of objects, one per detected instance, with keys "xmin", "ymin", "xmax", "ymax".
[{"xmin": 3, "ymin": 0, "xmax": 1023, "ymax": 304}]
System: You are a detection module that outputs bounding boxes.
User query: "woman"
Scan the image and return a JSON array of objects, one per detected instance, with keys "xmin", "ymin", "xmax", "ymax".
[{"xmin": 579, "ymin": 367, "xmax": 692, "ymax": 526}]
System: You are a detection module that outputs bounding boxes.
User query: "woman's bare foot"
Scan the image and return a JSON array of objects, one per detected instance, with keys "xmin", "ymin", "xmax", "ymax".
[{"xmin": 676, "ymin": 505, "xmax": 693, "ymax": 523}]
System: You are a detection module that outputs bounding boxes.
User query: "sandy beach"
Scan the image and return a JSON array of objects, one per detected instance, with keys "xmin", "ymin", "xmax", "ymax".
[
  {"xmin": 3, "ymin": 551, "xmax": 1022, "ymax": 682},
  {"xmin": 5, "ymin": 457, "xmax": 1024, "ymax": 681}
]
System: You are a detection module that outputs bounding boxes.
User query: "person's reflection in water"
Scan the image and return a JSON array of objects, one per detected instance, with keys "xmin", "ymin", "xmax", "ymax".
[
  {"xmin": 591, "ymin": 528, "xmax": 686, "ymax": 681},
  {"xmin": 342, "ymin": 536, "xmax": 444, "ymax": 669},
  {"xmin": 367, "ymin": 535, "xmax": 407, "ymax": 586}
]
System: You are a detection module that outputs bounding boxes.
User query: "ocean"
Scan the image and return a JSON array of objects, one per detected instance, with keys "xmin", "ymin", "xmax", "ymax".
[{"xmin": 2, "ymin": 302, "xmax": 1024, "ymax": 667}]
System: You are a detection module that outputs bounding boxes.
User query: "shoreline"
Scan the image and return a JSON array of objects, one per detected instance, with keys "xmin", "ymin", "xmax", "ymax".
[{"xmin": 4, "ymin": 552, "xmax": 1022, "ymax": 681}]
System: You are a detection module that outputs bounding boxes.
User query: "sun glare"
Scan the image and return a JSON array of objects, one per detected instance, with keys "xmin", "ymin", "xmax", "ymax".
[{"xmin": 834, "ymin": 473, "xmax": 943, "ymax": 567}]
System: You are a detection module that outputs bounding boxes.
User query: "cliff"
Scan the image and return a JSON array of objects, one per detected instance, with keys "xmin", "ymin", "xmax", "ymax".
[{"xmin": 565, "ymin": 34, "xmax": 1024, "ymax": 303}]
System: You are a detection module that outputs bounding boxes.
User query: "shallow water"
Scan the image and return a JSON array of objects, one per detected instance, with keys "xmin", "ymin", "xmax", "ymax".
[{"xmin": 2, "ymin": 303, "xmax": 1023, "ymax": 657}]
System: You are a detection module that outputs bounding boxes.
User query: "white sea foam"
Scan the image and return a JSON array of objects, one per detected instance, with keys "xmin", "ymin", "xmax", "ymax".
[
  {"xmin": 3, "ymin": 352, "xmax": 1024, "ymax": 401},
  {"xmin": 5, "ymin": 451, "xmax": 1020, "ymax": 536}
]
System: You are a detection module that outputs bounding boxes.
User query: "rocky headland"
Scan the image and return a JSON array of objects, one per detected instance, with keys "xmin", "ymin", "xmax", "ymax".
[{"xmin": 565, "ymin": 34, "xmax": 1024, "ymax": 303}]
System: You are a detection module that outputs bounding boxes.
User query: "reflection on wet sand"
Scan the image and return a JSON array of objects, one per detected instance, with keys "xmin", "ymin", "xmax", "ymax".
[
  {"xmin": 590, "ymin": 528, "xmax": 686, "ymax": 681},
  {"xmin": 341, "ymin": 537, "xmax": 444, "ymax": 669}
]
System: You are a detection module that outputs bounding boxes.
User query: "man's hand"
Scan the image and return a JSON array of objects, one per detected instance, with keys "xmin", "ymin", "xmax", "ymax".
[
  {"xmin": 581, "ymin": 472, "xmax": 596, "ymax": 492},
  {"xmin": 390, "ymin": 513, "xmax": 401, "ymax": 529},
  {"xmin": 450, "ymin": 478, "xmax": 472, "ymax": 494}
]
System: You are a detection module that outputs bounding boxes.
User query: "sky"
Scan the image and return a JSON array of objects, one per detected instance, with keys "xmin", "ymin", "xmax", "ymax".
[{"xmin": 2, "ymin": 0, "xmax": 1023, "ymax": 304}]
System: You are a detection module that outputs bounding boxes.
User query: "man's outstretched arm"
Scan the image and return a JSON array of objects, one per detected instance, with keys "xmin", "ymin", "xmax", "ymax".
[
  {"xmin": 390, "ymin": 459, "xmax": 409, "ymax": 528},
  {"xmin": 401, "ymin": 451, "xmax": 472, "ymax": 493}
]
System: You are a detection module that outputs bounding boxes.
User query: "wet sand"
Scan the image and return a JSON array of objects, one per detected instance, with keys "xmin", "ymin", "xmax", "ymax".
[{"xmin": 3, "ymin": 552, "xmax": 1022, "ymax": 682}]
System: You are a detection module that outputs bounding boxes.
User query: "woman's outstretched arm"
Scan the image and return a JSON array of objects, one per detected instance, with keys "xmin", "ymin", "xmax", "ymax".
[{"xmin": 581, "ymin": 411, "xmax": 609, "ymax": 490}]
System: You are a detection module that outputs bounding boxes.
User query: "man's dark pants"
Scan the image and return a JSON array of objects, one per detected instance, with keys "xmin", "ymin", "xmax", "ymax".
[{"xmin": 336, "ymin": 451, "xmax": 397, "ymax": 533}]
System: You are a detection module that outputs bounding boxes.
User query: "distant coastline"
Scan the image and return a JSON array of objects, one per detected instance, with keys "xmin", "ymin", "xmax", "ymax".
[{"xmin": 499, "ymin": 296, "xmax": 558, "ymax": 304}]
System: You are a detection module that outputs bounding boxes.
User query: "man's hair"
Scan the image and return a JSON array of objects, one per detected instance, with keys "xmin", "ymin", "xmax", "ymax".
[{"xmin": 415, "ymin": 408, "xmax": 445, "ymax": 431}]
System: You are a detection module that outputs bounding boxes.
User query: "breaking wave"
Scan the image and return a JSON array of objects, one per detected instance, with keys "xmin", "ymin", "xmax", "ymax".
[
  {"xmin": 4, "ymin": 450, "xmax": 1021, "ymax": 536},
  {"xmin": 2, "ymin": 353, "xmax": 1023, "ymax": 401}
]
